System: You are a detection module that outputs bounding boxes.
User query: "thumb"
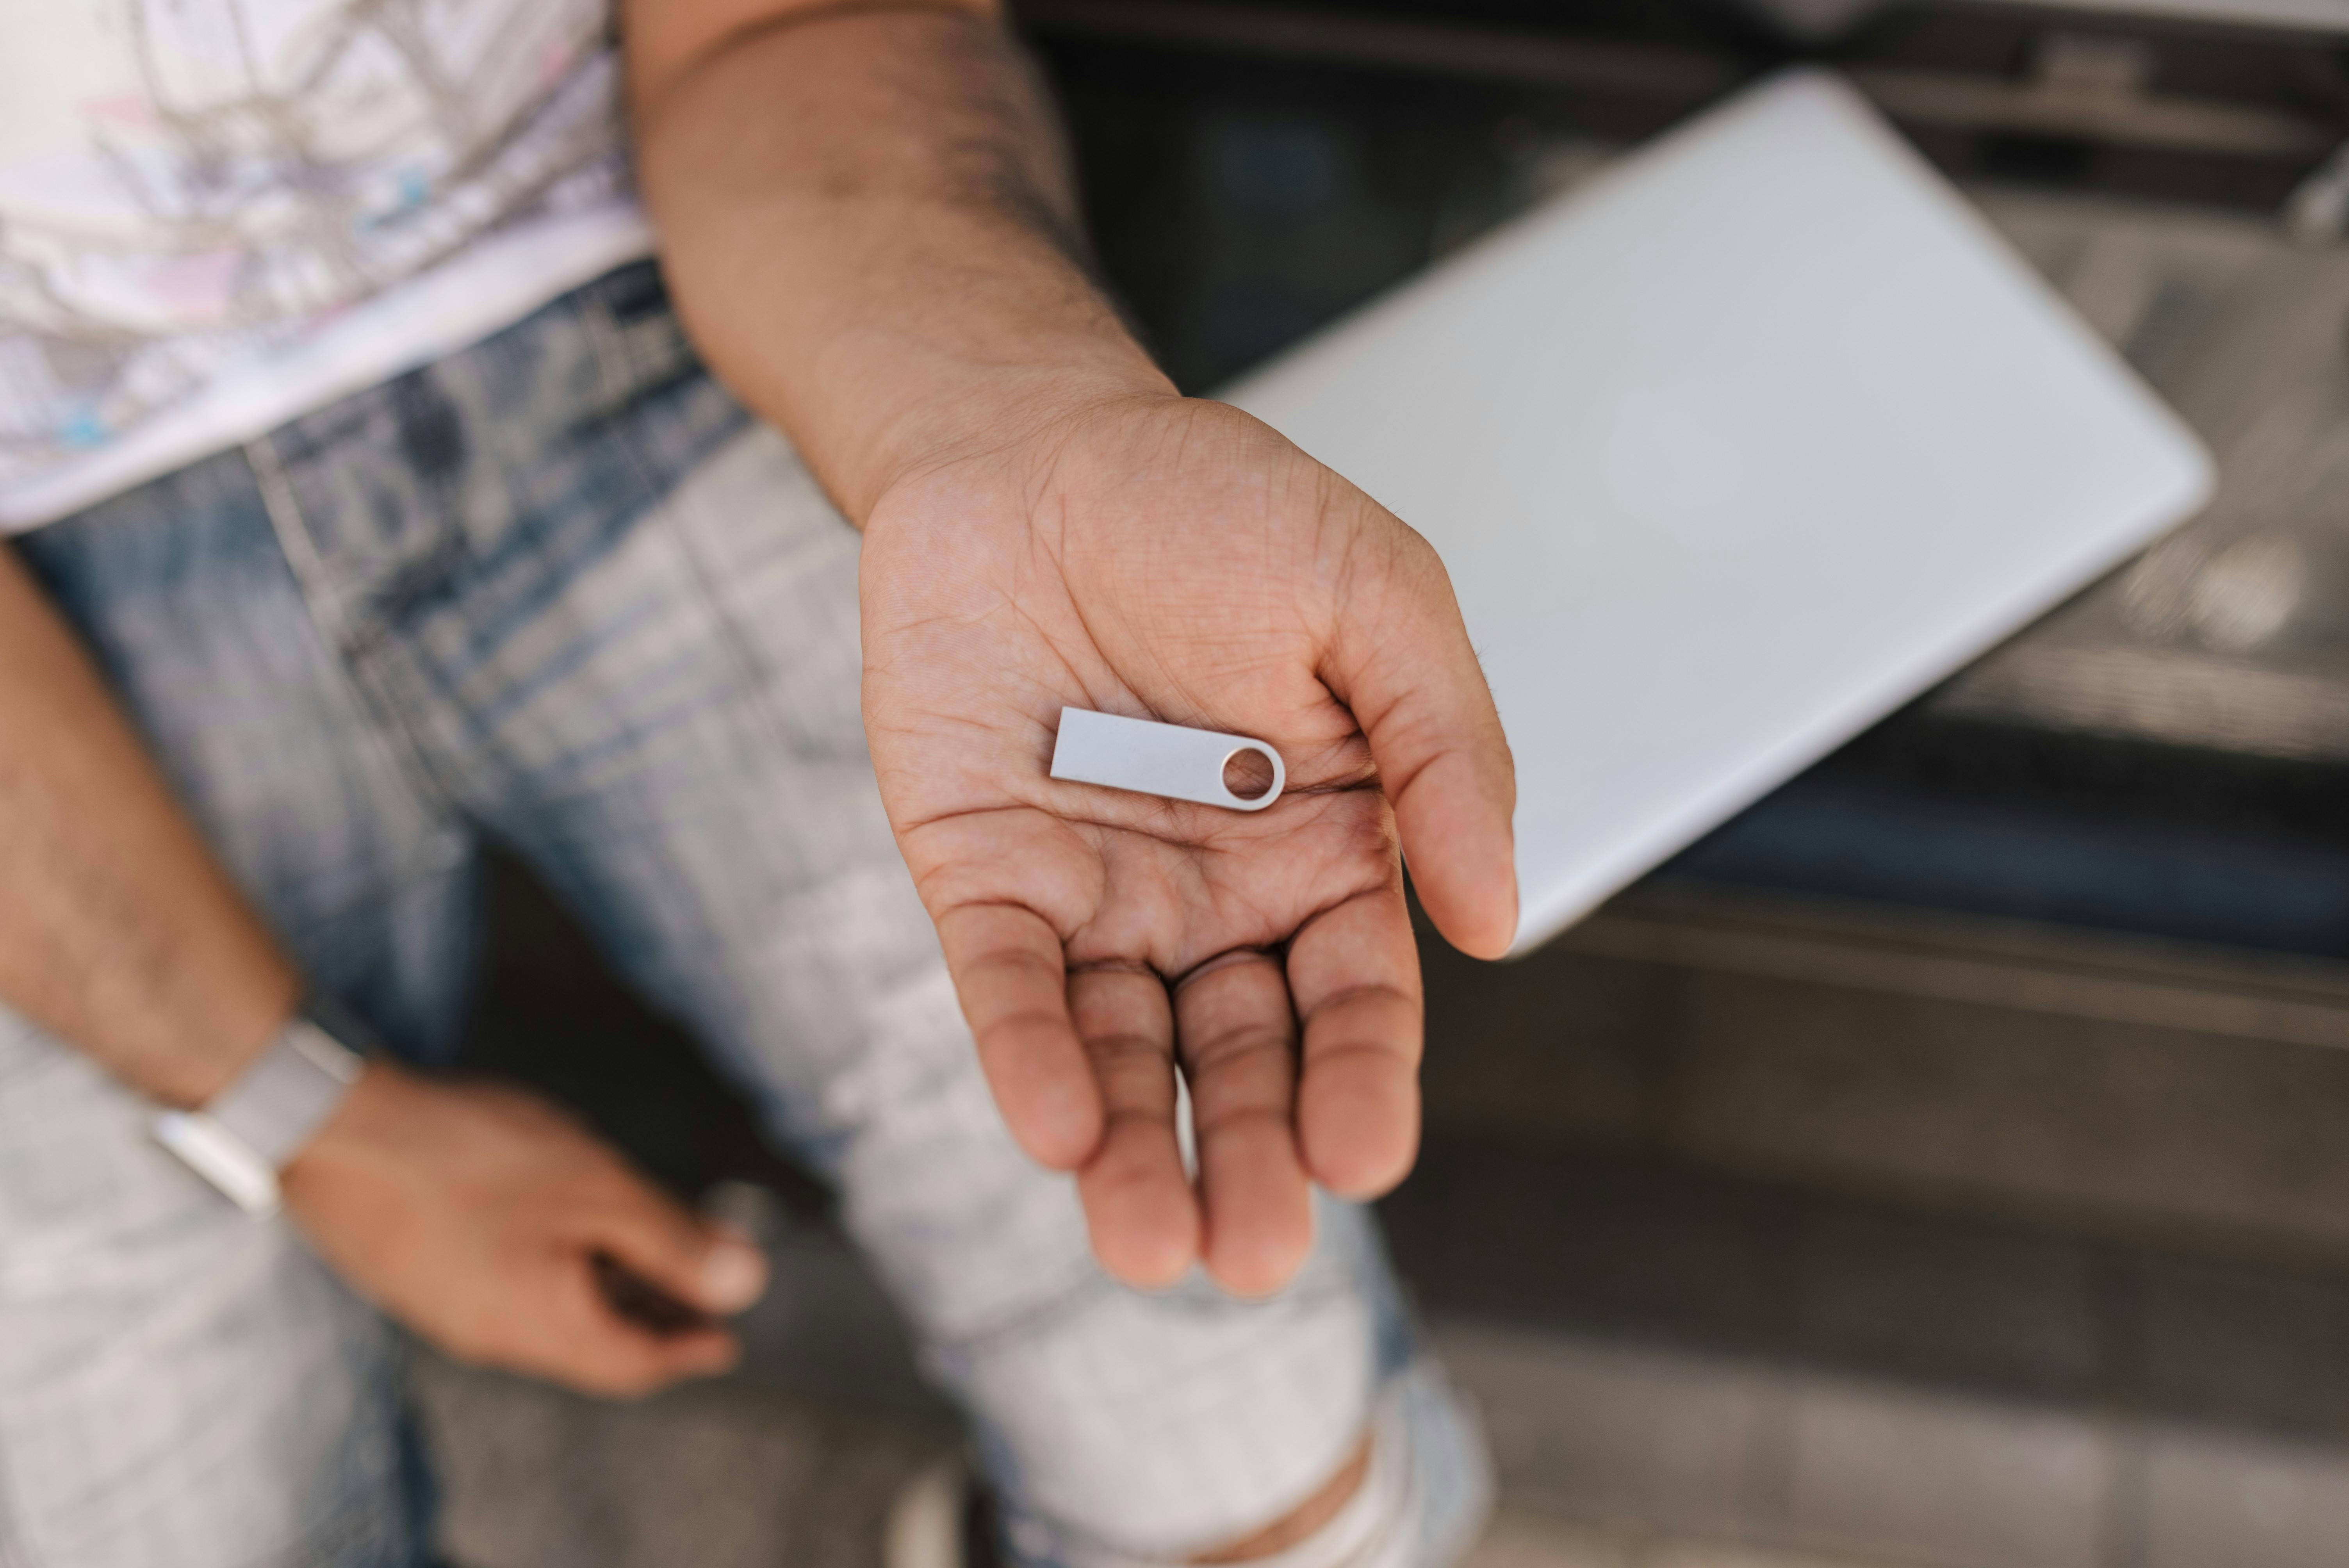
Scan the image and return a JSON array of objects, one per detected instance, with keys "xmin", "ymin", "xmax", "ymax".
[
  {"xmin": 1324, "ymin": 515, "xmax": 1517, "ymax": 958},
  {"xmin": 588, "ymin": 1179, "xmax": 770, "ymax": 1318}
]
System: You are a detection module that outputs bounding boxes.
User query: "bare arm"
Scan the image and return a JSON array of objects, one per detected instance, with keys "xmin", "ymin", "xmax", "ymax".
[
  {"xmin": 0, "ymin": 548, "xmax": 762, "ymax": 1394},
  {"xmin": 0, "ymin": 547, "xmax": 295, "ymax": 1105},
  {"xmin": 633, "ymin": 2, "xmax": 1517, "ymax": 1295},
  {"xmin": 630, "ymin": 0, "xmax": 1154, "ymax": 522}
]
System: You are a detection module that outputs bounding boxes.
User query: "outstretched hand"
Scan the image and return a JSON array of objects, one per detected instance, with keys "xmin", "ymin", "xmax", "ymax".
[{"xmin": 861, "ymin": 392, "xmax": 1515, "ymax": 1295}]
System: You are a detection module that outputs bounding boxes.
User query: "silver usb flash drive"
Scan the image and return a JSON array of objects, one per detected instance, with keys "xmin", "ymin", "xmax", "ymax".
[{"xmin": 1048, "ymin": 707, "xmax": 1285, "ymax": 812}]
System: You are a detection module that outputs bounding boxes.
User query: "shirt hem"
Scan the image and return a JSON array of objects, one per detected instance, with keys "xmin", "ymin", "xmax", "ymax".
[{"xmin": 0, "ymin": 200, "xmax": 659, "ymax": 533}]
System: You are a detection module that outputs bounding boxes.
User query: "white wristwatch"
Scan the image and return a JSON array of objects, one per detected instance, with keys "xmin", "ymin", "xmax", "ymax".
[{"xmin": 152, "ymin": 1009, "xmax": 369, "ymax": 1215}]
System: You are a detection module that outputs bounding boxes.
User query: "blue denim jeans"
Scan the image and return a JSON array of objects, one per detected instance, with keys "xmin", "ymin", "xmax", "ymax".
[{"xmin": 0, "ymin": 264, "xmax": 1491, "ymax": 1568}]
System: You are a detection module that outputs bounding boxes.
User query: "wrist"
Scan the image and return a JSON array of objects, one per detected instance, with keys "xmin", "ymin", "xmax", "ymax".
[
  {"xmin": 275, "ymin": 1059, "xmax": 405, "ymax": 1235},
  {"xmin": 151, "ymin": 1006, "xmax": 374, "ymax": 1213},
  {"xmin": 280, "ymin": 1052, "xmax": 396, "ymax": 1161},
  {"xmin": 859, "ymin": 366, "xmax": 1177, "ymax": 524},
  {"xmin": 126, "ymin": 961, "xmax": 303, "ymax": 1109}
]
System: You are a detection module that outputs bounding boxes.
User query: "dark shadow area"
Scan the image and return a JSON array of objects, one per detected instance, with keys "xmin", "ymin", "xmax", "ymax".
[
  {"xmin": 1386, "ymin": 1125, "xmax": 2349, "ymax": 1450},
  {"xmin": 456, "ymin": 846, "xmax": 830, "ymax": 1218},
  {"xmin": 1657, "ymin": 711, "xmax": 2349, "ymax": 958}
]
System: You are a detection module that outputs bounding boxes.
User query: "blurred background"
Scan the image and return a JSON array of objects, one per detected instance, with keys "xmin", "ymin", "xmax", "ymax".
[{"xmin": 419, "ymin": 4, "xmax": 2349, "ymax": 1566}]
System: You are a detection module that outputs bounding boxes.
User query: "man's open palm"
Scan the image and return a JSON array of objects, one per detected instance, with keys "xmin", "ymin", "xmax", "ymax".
[{"xmin": 861, "ymin": 394, "xmax": 1515, "ymax": 1295}]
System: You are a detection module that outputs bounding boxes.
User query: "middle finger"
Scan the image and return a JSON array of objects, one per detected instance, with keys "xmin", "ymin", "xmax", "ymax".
[
  {"xmin": 1174, "ymin": 951, "xmax": 1313, "ymax": 1296},
  {"xmin": 1070, "ymin": 965, "xmax": 1196, "ymax": 1287}
]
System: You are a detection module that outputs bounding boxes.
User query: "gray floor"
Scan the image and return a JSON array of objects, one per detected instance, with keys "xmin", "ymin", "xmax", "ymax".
[
  {"xmin": 420, "ymin": 1355, "xmax": 933, "ymax": 1568},
  {"xmin": 417, "ymin": 1333, "xmax": 1949, "ymax": 1568},
  {"xmin": 417, "ymin": 1165, "xmax": 2349, "ymax": 1568},
  {"xmin": 422, "ymin": 903, "xmax": 2349, "ymax": 1568},
  {"xmin": 417, "ymin": 1277, "xmax": 2349, "ymax": 1568},
  {"xmin": 415, "ymin": 1258, "xmax": 1965, "ymax": 1568}
]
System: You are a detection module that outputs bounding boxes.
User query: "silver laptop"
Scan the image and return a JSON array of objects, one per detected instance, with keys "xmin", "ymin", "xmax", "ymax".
[{"xmin": 1222, "ymin": 69, "xmax": 2214, "ymax": 954}]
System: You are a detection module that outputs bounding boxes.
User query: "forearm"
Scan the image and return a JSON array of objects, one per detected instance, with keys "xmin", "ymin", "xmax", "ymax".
[
  {"xmin": 0, "ymin": 549, "xmax": 298, "ymax": 1105},
  {"xmin": 632, "ymin": 2, "xmax": 1171, "ymax": 522}
]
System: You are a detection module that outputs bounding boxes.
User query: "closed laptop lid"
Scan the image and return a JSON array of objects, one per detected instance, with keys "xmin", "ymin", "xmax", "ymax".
[{"xmin": 1222, "ymin": 69, "xmax": 2215, "ymax": 954}]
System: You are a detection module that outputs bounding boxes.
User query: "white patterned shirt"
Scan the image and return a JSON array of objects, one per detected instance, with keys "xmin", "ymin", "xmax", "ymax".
[{"xmin": 0, "ymin": 0, "xmax": 652, "ymax": 528}]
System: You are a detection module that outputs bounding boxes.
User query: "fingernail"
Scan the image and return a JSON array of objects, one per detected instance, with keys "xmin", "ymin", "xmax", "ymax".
[{"xmin": 701, "ymin": 1237, "xmax": 768, "ymax": 1312}]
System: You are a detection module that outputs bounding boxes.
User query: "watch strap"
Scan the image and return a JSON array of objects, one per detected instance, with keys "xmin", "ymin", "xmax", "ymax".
[{"xmin": 153, "ymin": 1011, "xmax": 368, "ymax": 1215}]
